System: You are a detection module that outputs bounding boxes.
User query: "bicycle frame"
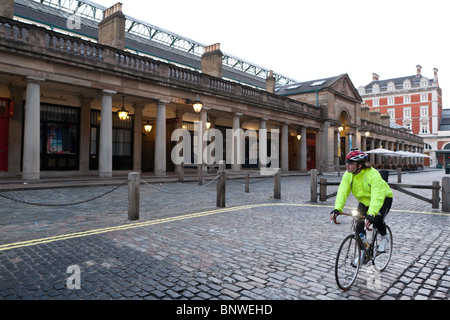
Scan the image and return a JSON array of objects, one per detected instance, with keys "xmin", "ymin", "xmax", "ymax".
[{"xmin": 334, "ymin": 211, "xmax": 377, "ymax": 264}]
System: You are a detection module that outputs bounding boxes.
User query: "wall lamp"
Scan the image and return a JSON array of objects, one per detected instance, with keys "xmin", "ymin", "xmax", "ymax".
[
  {"xmin": 365, "ymin": 131, "xmax": 370, "ymax": 137},
  {"xmin": 185, "ymin": 95, "xmax": 203, "ymax": 113},
  {"xmin": 297, "ymin": 133, "xmax": 302, "ymax": 140},
  {"xmin": 338, "ymin": 125, "xmax": 345, "ymax": 133},
  {"xmin": 144, "ymin": 121, "xmax": 152, "ymax": 133},
  {"xmin": 117, "ymin": 96, "xmax": 129, "ymax": 120}
]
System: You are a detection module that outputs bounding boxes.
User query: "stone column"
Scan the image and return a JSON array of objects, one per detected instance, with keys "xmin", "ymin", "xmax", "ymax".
[
  {"xmin": 259, "ymin": 118, "xmax": 267, "ymax": 169},
  {"xmin": 79, "ymin": 96, "xmax": 93, "ymax": 173},
  {"xmin": 361, "ymin": 134, "xmax": 367, "ymax": 152},
  {"xmin": 231, "ymin": 113, "xmax": 242, "ymax": 171},
  {"xmin": 99, "ymin": 90, "xmax": 115, "ymax": 178},
  {"xmin": 154, "ymin": 100, "xmax": 167, "ymax": 176},
  {"xmin": 199, "ymin": 108, "xmax": 208, "ymax": 172},
  {"xmin": 369, "ymin": 138, "xmax": 375, "ymax": 164},
  {"xmin": 376, "ymin": 139, "xmax": 382, "ymax": 164},
  {"xmin": 281, "ymin": 122, "xmax": 289, "ymax": 172},
  {"xmin": 175, "ymin": 110, "xmax": 184, "ymax": 177},
  {"xmin": 300, "ymin": 126, "xmax": 307, "ymax": 172},
  {"xmin": 22, "ymin": 77, "xmax": 44, "ymax": 180}
]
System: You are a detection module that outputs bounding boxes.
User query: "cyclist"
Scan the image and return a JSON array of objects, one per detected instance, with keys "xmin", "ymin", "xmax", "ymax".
[{"xmin": 330, "ymin": 149, "xmax": 393, "ymax": 263}]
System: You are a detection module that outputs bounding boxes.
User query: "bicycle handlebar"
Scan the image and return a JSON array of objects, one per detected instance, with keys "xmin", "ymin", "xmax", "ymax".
[{"xmin": 331, "ymin": 212, "xmax": 372, "ymax": 231}]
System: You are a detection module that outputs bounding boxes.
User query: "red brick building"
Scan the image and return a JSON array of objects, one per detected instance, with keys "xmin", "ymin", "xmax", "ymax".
[
  {"xmin": 358, "ymin": 65, "xmax": 442, "ymax": 135},
  {"xmin": 358, "ymin": 65, "xmax": 443, "ymax": 167}
]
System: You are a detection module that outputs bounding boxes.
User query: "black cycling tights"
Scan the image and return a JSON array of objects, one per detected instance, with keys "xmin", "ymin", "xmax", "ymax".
[{"xmin": 356, "ymin": 197, "xmax": 393, "ymax": 236}]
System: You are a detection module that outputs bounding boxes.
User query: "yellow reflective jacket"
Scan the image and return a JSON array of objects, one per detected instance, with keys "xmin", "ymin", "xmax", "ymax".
[{"xmin": 334, "ymin": 167, "xmax": 393, "ymax": 217}]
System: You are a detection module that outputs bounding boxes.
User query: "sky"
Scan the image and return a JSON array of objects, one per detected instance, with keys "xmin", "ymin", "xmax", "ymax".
[{"xmin": 98, "ymin": 0, "xmax": 449, "ymax": 107}]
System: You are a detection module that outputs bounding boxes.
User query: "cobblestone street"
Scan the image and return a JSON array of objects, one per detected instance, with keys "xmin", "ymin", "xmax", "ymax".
[{"xmin": 0, "ymin": 170, "xmax": 449, "ymax": 301}]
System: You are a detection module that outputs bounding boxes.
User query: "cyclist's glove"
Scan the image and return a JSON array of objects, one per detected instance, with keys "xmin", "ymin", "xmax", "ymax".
[
  {"xmin": 365, "ymin": 214, "xmax": 374, "ymax": 224},
  {"xmin": 330, "ymin": 209, "xmax": 340, "ymax": 219}
]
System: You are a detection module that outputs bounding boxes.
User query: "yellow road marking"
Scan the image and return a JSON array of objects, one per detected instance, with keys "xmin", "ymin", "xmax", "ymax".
[{"xmin": 0, "ymin": 203, "xmax": 448, "ymax": 252}]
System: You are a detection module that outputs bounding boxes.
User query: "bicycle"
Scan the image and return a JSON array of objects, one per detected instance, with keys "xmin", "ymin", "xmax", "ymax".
[{"xmin": 332, "ymin": 210, "xmax": 393, "ymax": 291}]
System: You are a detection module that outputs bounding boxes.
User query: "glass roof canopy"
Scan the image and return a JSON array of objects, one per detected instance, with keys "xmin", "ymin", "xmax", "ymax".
[{"xmin": 27, "ymin": 0, "xmax": 297, "ymax": 85}]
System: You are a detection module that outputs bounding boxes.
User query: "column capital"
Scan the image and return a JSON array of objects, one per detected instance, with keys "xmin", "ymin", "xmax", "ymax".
[
  {"xmin": 101, "ymin": 89, "xmax": 116, "ymax": 96},
  {"xmin": 26, "ymin": 76, "xmax": 45, "ymax": 84},
  {"xmin": 157, "ymin": 99, "xmax": 170, "ymax": 105}
]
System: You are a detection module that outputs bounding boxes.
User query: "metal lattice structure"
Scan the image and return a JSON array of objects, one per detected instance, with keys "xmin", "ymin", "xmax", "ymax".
[{"xmin": 29, "ymin": 0, "xmax": 297, "ymax": 85}]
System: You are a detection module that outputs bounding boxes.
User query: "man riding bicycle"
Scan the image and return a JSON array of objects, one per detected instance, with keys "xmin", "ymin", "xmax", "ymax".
[{"xmin": 330, "ymin": 149, "xmax": 393, "ymax": 258}]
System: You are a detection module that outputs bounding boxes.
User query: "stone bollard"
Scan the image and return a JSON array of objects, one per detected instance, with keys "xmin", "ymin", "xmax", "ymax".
[
  {"xmin": 216, "ymin": 161, "xmax": 226, "ymax": 207},
  {"xmin": 397, "ymin": 167, "xmax": 402, "ymax": 183},
  {"xmin": 274, "ymin": 168, "xmax": 281, "ymax": 199},
  {"xmin": 128, "ymin": 172, "xmax": 140, "ymax": 220},
  {"xmin": 198, "ymin": 165, "xmax": 203, "ymax": 185},
  {"xmin": 432, "ymin": 181, "xmax": 440, "ymax": 209},
  {"xmin": 442, "ymin": 177, "xmax": 450, "ymax": 212},
  {"xmin": 319, "ymin": 177, "xmax": 327, "ymax": 202},
  {"xmin": 310, "ymin": 169, "xmax": 317, "ymax": 202}
]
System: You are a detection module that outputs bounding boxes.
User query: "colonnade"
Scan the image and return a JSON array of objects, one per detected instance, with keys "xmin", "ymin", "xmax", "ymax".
[{"xmin": 21, "ymin": 79, "xmax": 312, "ymax": 180}]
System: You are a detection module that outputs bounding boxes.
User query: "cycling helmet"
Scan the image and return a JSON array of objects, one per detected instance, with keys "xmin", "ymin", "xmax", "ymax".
[{"xmin": 346, "ymin": 150, "xmax": 369, "ymax": 163}]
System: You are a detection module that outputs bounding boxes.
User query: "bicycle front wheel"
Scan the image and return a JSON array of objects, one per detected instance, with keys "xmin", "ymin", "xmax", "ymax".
[
  {"xmin": 335, "ymin": 234, "xmax": 361, "ymax": 291},
  {"xmin": 373, "ymin": 225, "xmax": 393, "ymax": 272}
]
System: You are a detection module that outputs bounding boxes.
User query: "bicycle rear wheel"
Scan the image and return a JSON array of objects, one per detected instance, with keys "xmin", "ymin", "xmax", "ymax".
[
  {"xmin": 335, "ymin": 234, "xmax": 361, "ymax": 290},
  {"xmin": 373, "ymin": 225, "xmax": 393, "ymax": 272}
]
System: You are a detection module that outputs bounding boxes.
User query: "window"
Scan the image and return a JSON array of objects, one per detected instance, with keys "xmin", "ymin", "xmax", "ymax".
[
  {"xmin": 113, "ymin": 128, "xmax": 132, "ymax": 156},
  {"xmin": 89, "ymin": 109, "xmax": 134, "ymax": 170},
  {"xmin": 420, "ymin": 79, "xmax": 428, "ymax": 87},
  {"xmin": 372, "ymin": 84, "xmax": 379, "ymax": 93},
  {"xmin": 373, "ymin": 99, "xmax": 379, "ymax": 107},
  {"xmin": 403, "ymin": 81, "xmax": 411, "ymax": 89},
  {"xmin": 387, "ymin": 108, "xmax": 395, "ymax": 122},
  {"xmin": 420, "ymin": 106, "xmax": 428, "ymax": 117},
  {"xmin": 420, "ymin": 123, "xmax": 429, "ymax": 134},
  {"xmin": 40, "ymin": 104, "xmax": 80, "ymax": 171},
  {"xmin": 388, "ymin": 97, "xmax": 394, "ymax": 105},
  {"xmin": 387, "ymin": 82, "xmax": 395, "ymax": 91},
  {"xmin": 404, "ymin": 95, "xmax": 410, "ymax": 103},
  {"xmin": 403, "ymin": 107, "xmax": 411, "ymax": 119},
  {"xmin": 310, "ymin": 80, "xmax": 326, "ymax": 86},
  {"xmin": 420, "ymin": 93, "xmax": 428, "ymax": 102}
]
